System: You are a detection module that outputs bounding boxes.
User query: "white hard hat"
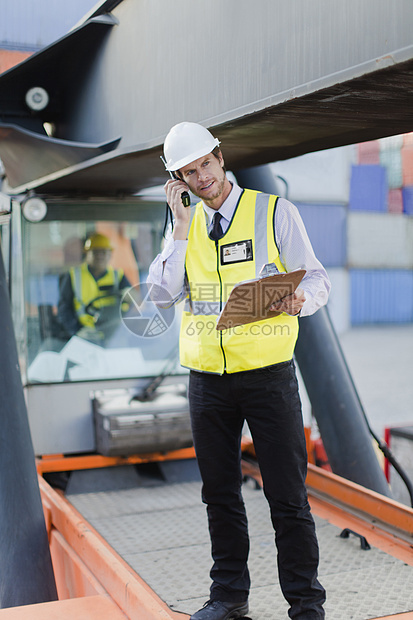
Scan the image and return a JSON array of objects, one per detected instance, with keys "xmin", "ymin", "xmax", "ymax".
[{"xmin": 163, "ymin": 122, "xmax": 221, "ymax": 171}]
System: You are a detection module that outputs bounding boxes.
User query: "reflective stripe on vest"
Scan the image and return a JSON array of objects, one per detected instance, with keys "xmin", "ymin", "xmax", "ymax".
[
  {"xmin": 180, "ymin": 189, "xmax": 299, "ymax": 373},
  {"xmin": 70, "ymin": 263, "xmax": 122, "ymax": 326}
]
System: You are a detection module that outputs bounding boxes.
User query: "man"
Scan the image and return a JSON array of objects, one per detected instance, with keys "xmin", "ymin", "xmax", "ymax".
[
  {"xmin": 148, "ymin": 122, "xmax": 330, "ymax": 620},
  {"xmin": 58, "ymin": 232, "xmax": 129, "ymax": 340}
]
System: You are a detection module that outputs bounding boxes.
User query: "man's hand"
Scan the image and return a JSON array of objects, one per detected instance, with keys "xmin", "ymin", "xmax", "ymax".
[
  {"xmin": 269, "ymin": 287, "xmax": 306, "ymax": 316},
  {"xmin": 164, "ymin": 179, "xmax": 191, "ymax": 240}
]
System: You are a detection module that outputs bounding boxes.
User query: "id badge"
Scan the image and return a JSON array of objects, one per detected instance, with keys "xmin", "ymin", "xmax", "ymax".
[{"xmin": 220, "ymin": 240, "xmax": 253, "ymax": 265}]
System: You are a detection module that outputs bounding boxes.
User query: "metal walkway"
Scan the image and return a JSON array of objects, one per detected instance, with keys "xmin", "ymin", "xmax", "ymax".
[{"xmin": 67, "ymin": 463, "xmax": 413, "ymax": 620}]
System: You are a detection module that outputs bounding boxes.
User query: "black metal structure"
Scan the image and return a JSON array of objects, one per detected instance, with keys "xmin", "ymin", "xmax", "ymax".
[
  {"xmin": 0, "ymin": 247, "xmax": 58, "ymax": 607},
  {"xmin": 295, "ymin": 307, "xmax": 391, "ymax": 496}
]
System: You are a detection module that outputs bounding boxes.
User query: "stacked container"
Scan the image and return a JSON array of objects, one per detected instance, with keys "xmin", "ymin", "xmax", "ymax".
[
  {"xmin": 402, "ymin": 133, "xmax": 413, "ymax": 215},
  {"xmin": 356, "ymin": 134, "xmax": 413, "ymax": 215},
  {"xmin": 349, "ymin": 134, "xmax": 413, "ymax": 324},
  {"xmin": 272, "ymin": 134, "xmax": 413, "ymax": 329}
]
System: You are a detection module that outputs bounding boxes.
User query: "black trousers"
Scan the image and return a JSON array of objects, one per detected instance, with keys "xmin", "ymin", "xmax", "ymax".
[{"xmin": 189, "ymin": 360, "xmax": 326, "ymax": 620}]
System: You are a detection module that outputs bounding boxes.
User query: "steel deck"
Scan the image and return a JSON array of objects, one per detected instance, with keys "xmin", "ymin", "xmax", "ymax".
[{"xmin": 66, "ymin": 463, "xmax": 413, "ymax": 620}]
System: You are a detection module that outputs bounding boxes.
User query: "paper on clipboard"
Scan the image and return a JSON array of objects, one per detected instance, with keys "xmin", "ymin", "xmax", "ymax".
[{"xmin": 216, "ymin": 269, "xmax": 306, "ymax": 331}]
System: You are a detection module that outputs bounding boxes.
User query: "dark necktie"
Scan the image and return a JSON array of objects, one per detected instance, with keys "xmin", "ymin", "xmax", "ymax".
[{"xmin": 210, "ymin": 212, "xmax": 223, "ymax": 241}]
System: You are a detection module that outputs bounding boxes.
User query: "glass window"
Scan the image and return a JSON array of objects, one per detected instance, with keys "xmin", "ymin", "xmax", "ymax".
[{"xmin": 21, "ymin": 199, "xmax": 185, "ymax": 384}]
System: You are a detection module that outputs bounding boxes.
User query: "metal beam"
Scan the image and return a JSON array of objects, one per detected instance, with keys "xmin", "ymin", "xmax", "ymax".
[{"xmin": 0, "ymin": 0, "xmax": 412, "ymax": 194}]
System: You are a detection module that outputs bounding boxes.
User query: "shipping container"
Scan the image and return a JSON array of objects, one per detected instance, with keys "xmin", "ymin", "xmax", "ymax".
[
  {"xmin": 401, "ymin": 146, "xmax": 413, "ymax": 186},
  {"xmin": 388, "ymin": 188, "xmax": 404, "ymax": 214},
  {"xmin": 379, "ymin": 148, "xmax": 403, "ymax": 189},
  {"xmin": 347, "ymin": 212, "xmax": 413, "ymax": 269},
  {"xmin": 403, "ymin": 132, "xmax": 413, "ymax": 147},
  {"xmin": 358, "ymin": 140, "xmax": 380, "ymax": 165},
  {"xmin": 379, "ymin": 135, "xmax": 404, "ymax": 151},
  {"xmin": 296, "ymin": 203, "xmax": 347, "ymax": 268},
  {"xmin": 402, "ymin": 186, "xmax": 413, "ymax": 215},
  {"xmin": 349, "ymin": 165, "xmax": 388, "ymax": 212},
  {"xmin": 350, "ymin": 269, "xmax": 413, "ymax": 324}
]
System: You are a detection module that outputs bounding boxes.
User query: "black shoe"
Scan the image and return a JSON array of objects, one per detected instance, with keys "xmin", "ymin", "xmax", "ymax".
[{"xmin": 190, "ymin": 599, "xmax": 249, "ymax": 620}]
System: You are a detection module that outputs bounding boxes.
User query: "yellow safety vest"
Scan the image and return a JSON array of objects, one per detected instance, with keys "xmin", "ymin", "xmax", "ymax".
[
  {"xmin": 180, "ymin": 189, "xmax": 299, "ymax": 373},
  {"xmin": 70, "ymin": 263, "xmax": 123, "ymax": 328}
]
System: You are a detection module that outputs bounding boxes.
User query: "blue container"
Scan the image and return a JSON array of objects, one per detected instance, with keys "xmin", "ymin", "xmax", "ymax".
[
  {"xmin": 349, "ymin": 165, "xmax": 388, "ymax": 212},
  {"xmin": 350, "ymin": 269, "xmax": 413, "ymax": 324},
  {"xmin": 402, "ymin": 186, "xmax": 413, "ymax": 215},
  {"xmin": 379, "ymin": 148, "xmax": 403, "ymax": 189},
  {"xmin": 296, "ymin": 203, "xmax": 346, "ymax": 268}
]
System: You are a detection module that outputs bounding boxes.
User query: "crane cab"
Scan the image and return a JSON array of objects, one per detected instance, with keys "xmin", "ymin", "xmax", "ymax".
[{"xmin": 1, "ymin": 193, "xmax": 190, "ymax": 458}]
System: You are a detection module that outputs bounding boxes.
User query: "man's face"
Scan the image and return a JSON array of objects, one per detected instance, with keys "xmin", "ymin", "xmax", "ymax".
[
  {"xmin": 179, "ymin": 153, "xmax": 228, "ymax": 206},
  {"xmin": 87, "ymin": 248, "xmax": 111, "ymax": 272}
]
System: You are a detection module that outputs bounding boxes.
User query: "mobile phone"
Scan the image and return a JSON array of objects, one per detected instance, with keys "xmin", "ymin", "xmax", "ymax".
[{"xmin": 161, "ymin": 156, "xmax": 191, "ymax": 207}]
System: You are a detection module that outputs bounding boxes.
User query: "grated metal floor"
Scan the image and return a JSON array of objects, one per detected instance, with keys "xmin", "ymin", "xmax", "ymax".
[{"xmin": 67, "ymin": 467, "xmax": 413, "ymax": 620}]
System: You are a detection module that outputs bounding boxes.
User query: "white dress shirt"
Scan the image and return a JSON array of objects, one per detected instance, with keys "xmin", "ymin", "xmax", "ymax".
[{"xmin": 147, "ymin": 183, "xmax": 331, "ymax": 317}]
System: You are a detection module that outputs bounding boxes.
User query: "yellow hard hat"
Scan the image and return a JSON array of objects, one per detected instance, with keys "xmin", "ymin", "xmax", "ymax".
[{"xmin": 84, "ymin": 233, "xmax": 113, "ymax": 252}]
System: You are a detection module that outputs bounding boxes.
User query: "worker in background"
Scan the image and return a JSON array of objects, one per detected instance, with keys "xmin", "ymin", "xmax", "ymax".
[
  {"xmin": 147, "ymin": 122, "xmax": 330, "ymax": 620},
  {"xmin": 58, "ymin": 232, "xmax": 130, "ymax": 341},
  {"xmin": 95, "ymin": 222, "xmax": 140, "ymax": 287}
]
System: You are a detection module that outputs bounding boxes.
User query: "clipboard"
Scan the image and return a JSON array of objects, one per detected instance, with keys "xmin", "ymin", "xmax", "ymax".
[{"xmin": 216, "ymin": 269, "xmax": 306, "ymax": 331}]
